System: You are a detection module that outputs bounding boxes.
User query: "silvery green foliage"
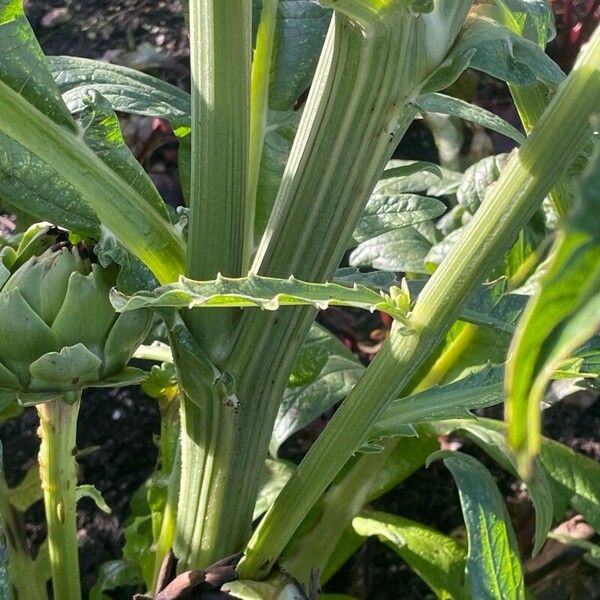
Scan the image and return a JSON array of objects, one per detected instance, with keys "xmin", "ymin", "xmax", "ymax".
[{"xmin": 0, "ymin": 227, "xmax": 151, "ymax": 404}]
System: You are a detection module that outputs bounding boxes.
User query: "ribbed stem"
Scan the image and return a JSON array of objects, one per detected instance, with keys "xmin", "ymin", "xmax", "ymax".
[
  {"xmin": 238, "ymin": 24, "xmax": 600, "ymax": 578},
  {"xmin": 185, "ymin": 0, "xmax": 250, "ymax": 357},
  {"xmin": 176, "ymin": 2, "xmax": 471, "ymax": 571},
  {"xmin": 151, "ymin": 400, "xmax": 180, "ymax": 590},
  {"xmin": 37, "ymin": 397, "xmax": 81, "ymax": 600},
  {"xmin": 0, "ymin": 472, "xmax": 47, "ymax": 600},
  {"xmin": 174, "ymin": 0, "xmax": 250, "ymax": 571},
  {"xmin": 509, "ymin": 83, "xmax": 571, "ymax": 218}
]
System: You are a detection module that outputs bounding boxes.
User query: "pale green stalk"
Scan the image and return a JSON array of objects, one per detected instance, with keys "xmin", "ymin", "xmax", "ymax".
[
  {"xmin": 245, "ymin": 0, "xmax": 279, "ymax": 271},
  {"xmin": 282, "ymin": 323, "xmax": 476, "ymax": 584},
  {"xmin": 177, "ymin": 0, "xmax": 471, "ymax": 571},
  {"xmin": 151, "ymin": 399, "xmax": 180, "ymax": 590},
  {"xmin": 509, "ymin": 84, "xmax": 571, "ymax": 218},
  {"xmin": 238, "ymin": 25, "xmax": 600, "ymax": 578},
  {"xmin": 37, "ymin": 396, "xmax": 81, "ymax": 600},
  {"xmin": 0, "ymin": 472, "xmax": 47, "ymax": 600},
  {"xmin": 0, "ymin": 81, "xmax": 185, "ymax": 284},
  {"xmin": 492, "ymin": 2, "xmax": 572, "ymax": 218},
  {"xmin": 174, "ymin": 0, "xmax": 250, "ymax": 570}
]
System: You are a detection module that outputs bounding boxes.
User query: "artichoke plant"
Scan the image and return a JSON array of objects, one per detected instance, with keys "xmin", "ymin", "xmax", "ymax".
[
  {"xmin": 0, "ymin": 224, "xmax": 152, "ymax": 600},
  {"xmin": 0, "ymin": 229, "xmax": 152, "ymax": 404}
]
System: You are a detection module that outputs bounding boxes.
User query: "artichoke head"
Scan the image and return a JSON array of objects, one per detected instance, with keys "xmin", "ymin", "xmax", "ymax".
[{"xmin": 0, "ymin": 237, "xmax": 152, "ymax": 403}]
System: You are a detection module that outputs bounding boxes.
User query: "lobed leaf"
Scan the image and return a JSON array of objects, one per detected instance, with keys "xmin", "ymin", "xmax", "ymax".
[
  {"xmin": 353, "ymin": 193, "xmax": 446, "ymax": 244},
  {"xmin": 79, "ymin": 91, "xmax": 170, "ymax": 221},
  {"xmin": 428, "ymin": 451, "xmax": 526, "ymax": 600},
  {"xmin": 353, "ymin": 511, "xmax": 467, "ymax": 600},
  {"xmin": 506, "ymin": 140, "xmax": 600, "ymax": 477},
  {"xmin": 350, "ymin": 221, "xmax": 440, "ymax": 273},
  {"xmin": 48, "ymin": 55, "xmax": 191, "ymax": 130},
  {"xmin": 371, "ymin": 364, "xmax": 505, "ymax": 441},
  {"xmin": 111, "ymin": 274, "xmax": 413, "ymax": 326},
  {"xmin": 433, "ymin": 419, "xmax": 553, "ymax": 556},
  {"xmin": 0, "ymin": 0, "xmax": 100, "ymax": 236},
  {"xmin": 271, "ymin": 324, "xmax": 364, "ymax": 455},
  {"xmin": 414, "ymin": 93, "xmax": 526, "ymax": 144}
]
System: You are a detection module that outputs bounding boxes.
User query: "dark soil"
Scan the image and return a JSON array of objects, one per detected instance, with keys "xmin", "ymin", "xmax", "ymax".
[{"xmin": 25, "ymin": 0, "xmax": 188, "ymax": 65}]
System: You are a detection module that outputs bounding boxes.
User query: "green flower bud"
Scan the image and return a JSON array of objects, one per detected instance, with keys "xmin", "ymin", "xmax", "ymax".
[{"xmin": 0, "ymin": 240, "xmax": 152, "ymax": 403}]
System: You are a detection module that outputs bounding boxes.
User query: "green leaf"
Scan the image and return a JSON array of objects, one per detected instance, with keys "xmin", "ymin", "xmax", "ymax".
[
  {"xmin": 225, "ymin": 574, "xmax": 307, "ymax": 600},
  {"xmin": 7, "ymin": 464, "xmax": 41, "ymax": 512},
  {"xmin": 0, "ymin": 391, "xmax": 20, "ymax": 425},
  {"xmin": 371, "ymin": 364, "xmax": 505, "ymax": 441},
  {"xmin": 0, "ymin": 0, "xmax": 74, "ymax": 130},
  {"xmin": 333, "ymin": 267, "xmax": 397, "ymax": 290},
  {"xmin": 537, "ymin": 434, "xmax": 600, "ymax": 522},
  {"xmin": 79, "ymin": 91, "xmax": 169, "ymax": 221},
  {"xmin": 288, "ymin": 344, "xmax": 329, "ymax": 388},
  {"xmin": 48, "ymin": 56, "xmax": 191, "ymax": 130},
  {"xmin": 432, "ymin": 419, "xmax": 553, "ymax": 556},
  {"xmin": 450, "ymin": 14, "xmax": 564, "ymax": 88},
  {"xmin": 0, "ymin": 0, "xmax": 101, "ymax": 236},
  {"xmin": 450, "ymin": 278, "xmax": 529, "ymax": 334},
  {"xmin": 408, "ymin": 277, "xmax": 528, "ymax": 336},
  {"xmin": 490, "ymin": 0, "xmax": 556, "ymax": 46},
  {"xmin": 506, "ymin": 142, "xmax": 600, "ymax": 477},
  {"xmin": 89, "ymin": 560, "xmax": 143, "ymax": 600},
  {"xmin": 414, "ymin": 94, "xmax": 526, "ymax": 144},
  {"xmin": 380, "ymin": 160, "xmax": 442, "ymax": 181},
  {"xmin": 271, "ymin": 325, "xmax": 364, "ymax": 455},
  {"xmin": 76, "ymin": 484, "xmax": 111, "ymax": 514},
  {"xmin": 121, "ymin": 514, "xmax": 155, "ymax": 590},
  {"xmin": 353, "ymin": 511, "xmax": 467, "ymax": 600},
  {"xmin": 0, "ymin": 3, "xmax": 185, "ymax": 282},
  {"xmin": 456, "ymin": 154, "xmax": 510, "ymax": 214},
  {"xmin": 428, "ymin": 451, "xmax": 526, "ymax": 600},
  {"xmin": 253, "ymin": 459, "xmax": 295, "ymax": 521},
  {"xmin": 353, "ymin": 193, "xmax": 446, "ymax": 244},
  {"xmin": 376, "ymin": 160, "xmax": 461, "ymax": 196},
  {"xmin": 350, "ymin": 222, "xmax": 440, "ymax": 273},
  {"xmin": 111, "ymin": 274, "xmax": 413, "ymax": 326},
  {"xmin": 449, "ymin": 418, "xmax": 600, "ymax": 532}
]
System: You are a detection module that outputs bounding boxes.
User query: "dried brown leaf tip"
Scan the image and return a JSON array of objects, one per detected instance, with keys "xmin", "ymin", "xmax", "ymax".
[{"xmin": 134, "ymin": 551, "xmax": 242, "ymax": 600}]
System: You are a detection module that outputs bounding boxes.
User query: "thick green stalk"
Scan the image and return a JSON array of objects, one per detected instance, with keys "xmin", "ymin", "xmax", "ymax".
[
  {"xmin": 151, "ymin": 399, "xmax": 180, "ymax": 590},
  {"xmin": 0, "ymin": 81, "xmax": 185, "ymax": 285},
  {"xmin": 0, "ymin": 472, "xmax": 47, "ymax": 600},
  {"xmin": 238, "ymin": 25, "xmax": 600, "ymax": 578},
  {"xmin": 244, "ymin": 0, "xmax": 279, "ymax": 271},
  {"xmin": 173, "ymin": 0, "xmax": 250, "ymax": 570},
  {"xmin": 509, "ymin": 83, "xmax": 571, "ymax": 218},
  {"xmin": 281, "ymin": 324, "xmax": 475, "ymax": 584},
  {"xmin": 184, "ymin": 0, "xmax": 250, "ymax": 356},
  {"xmin": 176, "ymin": 1, "xmax": 472, "ymax": 571},
  {"xmin": 37, "ymin": 397, "xmax": 81, "ymax": 600},
  {"xmin": 180, "ymin": 2, "xmax": 470, "ymax": 572}
]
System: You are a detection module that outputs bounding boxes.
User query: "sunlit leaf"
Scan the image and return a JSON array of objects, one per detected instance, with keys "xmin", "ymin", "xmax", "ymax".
[
  {"xmin": 428, "ymin": 451, "xmax": 526, "ymax": 600},
  {"xmin": 353, "ymin": 511, "xmax": 467, "ymax": 600}
]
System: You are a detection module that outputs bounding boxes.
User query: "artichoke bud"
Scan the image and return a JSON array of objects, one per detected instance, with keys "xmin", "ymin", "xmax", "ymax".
[{"xmin": 0, "ymin": 239, "xmax": 152, "ymax": 403}]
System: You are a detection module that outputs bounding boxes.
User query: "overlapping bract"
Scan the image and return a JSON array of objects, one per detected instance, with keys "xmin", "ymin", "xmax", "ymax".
[{"xmin": 0, "ymin": 231, "xmax": 151, "ymax": 402}]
